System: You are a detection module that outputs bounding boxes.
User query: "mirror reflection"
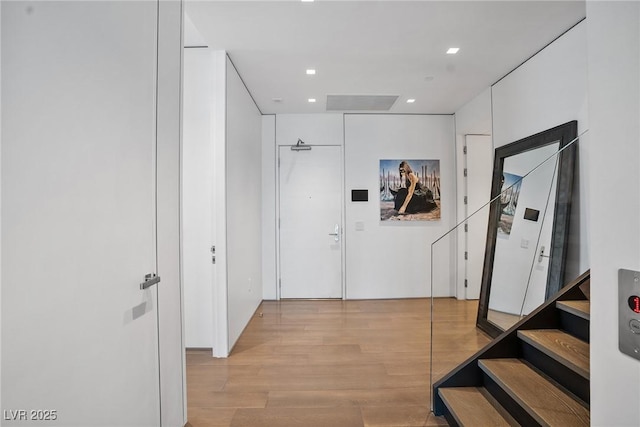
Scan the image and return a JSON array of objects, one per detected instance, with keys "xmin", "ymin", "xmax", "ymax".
[
  {"xmin": 477, "ymin": 121, "xmax": 577, "ymax": 337},
  {"xmin": 487, "ymin": 142, "xmax": 560, "ymax": 330}
]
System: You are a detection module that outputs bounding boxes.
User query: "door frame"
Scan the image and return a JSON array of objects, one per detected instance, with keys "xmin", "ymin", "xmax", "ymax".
[
  {"xmin": 275, "ymin": 143, "xmax": 346, "ymax": 300},
  {"xmin": 456, "ymin": 134, "xmax": 493, "ymax": 300}
]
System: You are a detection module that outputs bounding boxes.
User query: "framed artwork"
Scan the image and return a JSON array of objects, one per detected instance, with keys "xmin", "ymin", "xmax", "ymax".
[
  {"xmin": 497, "ymin": 172, "xmax": 522, "ymax": 236},
  {"xmin": 380, "ymin": 159, "xmax": 440, "ymax": 221}
]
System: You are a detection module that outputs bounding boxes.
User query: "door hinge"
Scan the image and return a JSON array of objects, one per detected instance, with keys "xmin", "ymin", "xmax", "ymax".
[
  {"xmin": 278, "ymin": 157, "xmax": 280, "ymax": 168},
  {"xmin": 463, "ymin": 146, "xmax": 467, "ymax": 155},
  {"xmin": 464, "ymin": 251, "xmax": 468, "ymax": 260},
  {"xmin": 278, "ymin": 278, "xmax": 281, "ymax": 290},
  {"xmin": 278, "ymin": 218, "xmax": 281, "ymax": 229},
  {"xmin": 464, "ymin": 223, "xmax": 468, "ymax": 232},
  {"xmin": 464, "ymin": 196, "xmax": 468, "ymax": 205},
  {"xmin": 464, "ymin": 279, "xmax": 468, "ymax": 288},
  {"xmin": 463, "ymin": 168, "xmax": 467, "ymax": 177}
]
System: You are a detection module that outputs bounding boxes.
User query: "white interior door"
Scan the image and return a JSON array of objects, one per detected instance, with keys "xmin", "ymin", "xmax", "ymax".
[
  {"xmin": 464, "ymin": 135, "xmax": 493, "ymax": 299},
  {"xmin": 2, "ymin": 2, "xmax": 161, "ymax": 425},
  {"xmin": 279, "ymin": 146, "xmax": 343, "ymax": 299}
]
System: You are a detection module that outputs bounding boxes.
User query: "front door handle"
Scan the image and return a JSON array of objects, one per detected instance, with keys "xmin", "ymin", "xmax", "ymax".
[
  {"xmin": 328, "ymin": 224, "xmax": 340, "ymax": 242},
  {"xmin": 140, "ymin": 273, "xmax": 161, "ymax": 290}
]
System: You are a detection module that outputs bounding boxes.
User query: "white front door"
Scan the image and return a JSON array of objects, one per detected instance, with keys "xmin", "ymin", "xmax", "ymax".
[
  {"xmin": 278, "ymin": 146, "xmax": 343, "ymax": 299},
  {"xmin": 2, "ymin": 2, "xmax": 162, "ymax": 425}
]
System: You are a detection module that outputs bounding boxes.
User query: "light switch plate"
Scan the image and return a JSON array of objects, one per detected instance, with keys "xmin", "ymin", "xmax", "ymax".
[{"xmin": 618, "ymin": 268, "xmax": 640, "ymax": 361}]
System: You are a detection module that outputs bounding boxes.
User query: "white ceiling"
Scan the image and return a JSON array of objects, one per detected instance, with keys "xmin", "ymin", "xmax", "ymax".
[{"xmin": 185, "ymin": 1, "xmax": 585, "ymax": 115}]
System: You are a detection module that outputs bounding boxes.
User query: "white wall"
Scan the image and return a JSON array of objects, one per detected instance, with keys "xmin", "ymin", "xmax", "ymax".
[
  {"xmin": 586, "ymin": 2, "xmax": 640, "ymax": 425},
  {"xmin": 182, "ymin": 48, "xmax": 214, "ymax": 347},
  {"xmin": 0, "ymin": 0, "xmax": 3, "ymax": 411},
  {"xmin": 454, "ymin": 88, "xmax": 493, "ymax": 300},
  {"xmin": 276, "ymin": 114, "xmax": 344, "ymax": 146},
  {"xmin": 492, "ymin": 21, "xmax": 590, "ymax": 283},
  {"xmin": 455, "ymin": 88, "xmax": 492, "ymax": 137},
  {"xmin": 225, "ymin": 57, "xmax": 263, "ymax": 349},
  {"xmin": 212, "ymin": 51, "xmax": 228, "ymax": 356},
  {"xmin": 262, "ymin": 114, "xmax": 456, "ymax": 299},
  {"xmin": 344, "ymin": 114, "xmax": 456, "ymax": 298},
  {"xmin": 183, "ymin": 52, "xmax": 262, "ymax": 355},
  {"xmin": 261, "ymin": 115, "xmax": 277, "ymax": 300}
]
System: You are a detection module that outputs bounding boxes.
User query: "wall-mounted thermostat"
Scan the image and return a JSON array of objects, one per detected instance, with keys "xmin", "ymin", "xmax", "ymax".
[
  {"xmin": 619, "ymin": 268, "xmax": 640, "ymax": 361},
  {"xmin": 351, "ymin": 189, "xmax": 368, "ymax": 202}
]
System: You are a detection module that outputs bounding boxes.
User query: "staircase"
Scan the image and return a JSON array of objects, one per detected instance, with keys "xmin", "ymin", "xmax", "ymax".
[{"xmin": 433, "ymin": 270, "xmax": 590, "ymax": 426}]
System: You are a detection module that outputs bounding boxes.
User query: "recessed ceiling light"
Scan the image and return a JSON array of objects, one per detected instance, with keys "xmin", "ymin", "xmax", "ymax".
[
  {"xmin": 301, "ymin": 0, "xmax": 314, "ymax": 2},
  {"xmin": 447, "ymin": 48, "xmax": 460, "ymax": 55},
  {"xmin": 308, "ymin": 98, "xmax": 316, "ymax": 103},
  {"xmin": 424, "ymin": 75, "xmax": 435, "ymax": 82},
  {"xmin": 406, "ymin": 99, "xmax": 416, "ymax": 104},
  {"xmin": 272, "ymin": 98, "xmax": 283, "ymax": 103},
  {"xmin": 306, "ymin": 69, "xmax": 316, "ymax": 75}
]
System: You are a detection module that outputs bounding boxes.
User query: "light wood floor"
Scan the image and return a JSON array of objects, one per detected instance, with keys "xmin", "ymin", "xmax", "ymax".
[
  {"xmin": 186, "ymin": 298, "xmax": 490, "ymax": 427},
  {"xmin": 487, "ymin": 309, "xmax": 523, "ymax": 331}
]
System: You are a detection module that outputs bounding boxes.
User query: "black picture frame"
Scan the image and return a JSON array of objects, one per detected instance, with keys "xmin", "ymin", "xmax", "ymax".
[{"xmin": 476, "ymin": 121, "xmax": 578, "ymax": 337}]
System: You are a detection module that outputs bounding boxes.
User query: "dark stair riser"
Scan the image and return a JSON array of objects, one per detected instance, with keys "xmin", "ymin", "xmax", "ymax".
[
  {"xmin": 482, "ymin": 370, "xmax": 539, "ymax": 427},
  {"xmin": 559, "ymin": 310, "xmax": 590, "ymax": 343},
  {"xmin": 442, "ymin": 410, "xmax": 459, "ymax": 427},
  {"xmin": 520, "ymin": 341, "xmax": 590, "ymax": 405}
]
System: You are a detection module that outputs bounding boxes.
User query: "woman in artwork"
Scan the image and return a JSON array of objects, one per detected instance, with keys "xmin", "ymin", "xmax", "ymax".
[{"xmin": 394, "ymin": 161, "xmax": 437, "ymax": 214}]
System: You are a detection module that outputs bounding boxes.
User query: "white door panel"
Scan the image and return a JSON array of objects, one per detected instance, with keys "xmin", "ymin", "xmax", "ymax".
[
  {"xmin": 465, "ymin": 135, "xmax": 493, "ymax": 299},
  {"xmin": 2, "ymin": 2, "xmax": 160, "ymax": 425},
  {"xmin": 279, "ymin": 146, "xmax": 342, "ymax": 299}
]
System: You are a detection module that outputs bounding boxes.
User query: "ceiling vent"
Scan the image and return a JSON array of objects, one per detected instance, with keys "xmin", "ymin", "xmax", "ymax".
[{"xmin": 326, "ymin": 95, "xmax": 398, "ymax": 111}]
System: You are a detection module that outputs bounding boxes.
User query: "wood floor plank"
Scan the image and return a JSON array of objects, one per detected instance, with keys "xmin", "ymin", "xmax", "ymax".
[
  {"xmin": 518, "ymin": 329, "xmax": 590, "ymax": 378},
  {"xmin": 361, "ymin": 406, "xmax": 448, "ymax": 427},
  {"xmin": 258, "ymin": 362, "xmax": 388, "ymax": 377},
  {"xmin": 187, "ymin": 364, "xmax": 261, "ymax": 378},
  {"xmin": 224, "ymin": 373, "xmax": 428, "ymax": 393},
  {"xmin": 187, "ymin": 391, "xmax": 268, "ymax": 409},
  {"xmin": 185, "ymin": 408, "xmax": 236, "ymax": 427},
  {"xmin": 384, "ymin": 361, "xmax": 429, "ymax": 376},
  {"xmin": 479, "ymin": 358, "xmax": 590, "ymax": 426},
  {"xmin": 267, "ymin": 387, "xmax": 429, "ymax": 408},
  {"xmin": 230, "ymin": 407, "xmax": 364, "ymax": 427}
]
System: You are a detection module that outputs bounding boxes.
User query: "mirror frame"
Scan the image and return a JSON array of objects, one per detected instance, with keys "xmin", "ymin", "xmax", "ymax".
[{"xmin": 476, "ymin": 121, "xmax": 578, "ymax": 337}]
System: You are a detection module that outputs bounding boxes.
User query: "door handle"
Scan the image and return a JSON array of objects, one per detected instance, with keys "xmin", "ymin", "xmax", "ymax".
[
  {"xmin": 538, "ymin": 246, "xmax": 550, "ymax": 263},
  {"xmin": 328, "ymin": 224, "xmax": 340, "ymax": 242},
  {"xmin": 140, "ymin": 273, "xmax": 161, "ymax": 290}
]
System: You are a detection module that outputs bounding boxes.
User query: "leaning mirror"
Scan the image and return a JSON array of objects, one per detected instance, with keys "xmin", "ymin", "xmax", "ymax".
[{"xmin": 476, "ymin": 121, "xmax": 578, "ymax": 337}]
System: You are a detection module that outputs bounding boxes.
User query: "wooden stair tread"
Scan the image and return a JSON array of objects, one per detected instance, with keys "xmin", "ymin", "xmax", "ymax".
[
  {"xmin": 438, "ymin": 387, "xmax": 514, "ymax": 427},
  {"xmin": 518, "ymin": 329, "xmax": 589, "ymax": 378},
  {"xmin": 556, "ymin": 300, "xmax": 590, "ymax": 320},
  {"xmin": 479, "ymin": 358, "xmax": 589, "ymax": 427}
]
